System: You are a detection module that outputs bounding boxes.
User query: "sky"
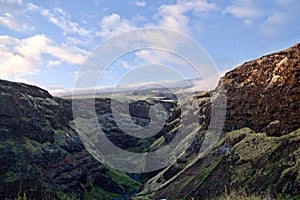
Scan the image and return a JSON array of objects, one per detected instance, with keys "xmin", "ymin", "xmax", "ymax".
[{"xmin": 0, "ymin": 0, "xmax": 299, "ymax": 95}]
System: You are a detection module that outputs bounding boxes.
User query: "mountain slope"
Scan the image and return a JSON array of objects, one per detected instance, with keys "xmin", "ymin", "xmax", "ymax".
[
  {"xmin": 0, "ymin": 79, "xmax": 142, "ymax": 199},
  {"xmin": 135, "ymin": 43, "xmax": 300, "ymax": 199}
]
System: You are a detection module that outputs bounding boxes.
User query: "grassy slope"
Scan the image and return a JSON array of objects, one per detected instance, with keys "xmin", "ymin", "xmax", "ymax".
[{"xmin": 134, "ymin": 128, "xmax": 300, "ymax": 200}]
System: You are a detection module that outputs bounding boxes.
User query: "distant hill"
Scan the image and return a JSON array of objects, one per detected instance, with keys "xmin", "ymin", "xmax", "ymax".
[{"xmin": 60, "ymin": 78, "xmax": 205, "ymax": 98}]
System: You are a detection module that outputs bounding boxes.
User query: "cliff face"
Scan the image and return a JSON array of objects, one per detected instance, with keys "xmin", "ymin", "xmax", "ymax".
[
  {"xmin": 223, "ymin": 43, "xmax": 300, "ymax": 136},
  {"xmin": 0, "ymin": 79, "xmax": 72, "ymax": 143},
  {"xmin": 136, "ymin": 43, "xmax": 300, "ymax": 199}
]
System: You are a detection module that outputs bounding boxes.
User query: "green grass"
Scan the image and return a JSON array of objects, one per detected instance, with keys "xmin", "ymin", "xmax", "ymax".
[
  {"xmin": 213, "ymin": 191, "xmax": 273, "ymax": 200},
  {"xmin": 106, "ymin": 167, "xmax": 142, "ymax": 191},
  {"xmin": 6, "ymin": 193, "xmax": 76, "ymax": 200},
  {"xmin": 7, "ymin": 193, "xmax": 29, "ymax": 200},
  {"xmin": 84, "ymin": 186, "xmax": 121, "ymax": 200},
  {"xmin": 212, "ymin": 190, "xmax": 300, "ymax": 200}
]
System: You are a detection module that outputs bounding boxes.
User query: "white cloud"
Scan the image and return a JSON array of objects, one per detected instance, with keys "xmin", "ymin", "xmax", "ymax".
[
  {"xmin": 26, "ymin": 2, "xmax": 38, "ymax": 11},
  {"xmin": 0, "ymin": 34, "xmax": 87, "ymax": 80},
  {"xmin": 27, "ymin": 3, "xmax": 92, "ymax": 37},
  {"xmin": 119, "ymin": 61, "xmax": 134, "ymax": 70},
  {"xmin": 260, "ymin": 10, "xmax": 299, "ymax": 39},
  {"xmin": 0, "ymin": 12, "xmax": 31, "ymax": 31},
  {"xmin": 224, "ymin": 0, "xmax": 263, "ymax": 19},
  {"xmin": 275, "ymin": 0, "xmax": 295, "ymax": 6},
  {"xmin": 47, "ymin": 45, "xmax": 87, "ymax": 65},
  {"xmin": 156, "ymin": 0, "xmax": 217, "ymax": 34},
  {"xmin": 260, "ymin": 0, "xmax": 300, "ymax": 38},
  {"xmin": 0, "ymin": 44, "xmax": 38, "ymax": 78},
  {"xmin": 52, "ymin": 78, "xmax": 198, "ymax": 97},
  {"xmin": 16, "ymin": 34, "xmax": 50, "ymax": 61},
  {"xmin": 135, "ymin": 1, "xmax": 147, "ymax": 7},
  {"xmin": 0, "ymin": 0, "xmax": 22, "ymax": 5},
  {"xmin": 135, "ymin": 49, "xmax": 188, "ymax": 67},
  {"xmin": 0, "ymin": 34, "xmax": 19, "ymax": 44},
  {"xmin": 0, "ymin": 0, "xmax": 33, "ymax": 31},
  {"xmin": 261, "ymin": 12, "xmax": 287, "ymax": 37},
  {"xmin": 44, "ymin": 84, "xmax": 68, "ymax": 96},
  {"xmin": 68, "ymin": 70, "xmax": 79, "ymax": 79},
  {"xmin": 243, "ymin": 19, "xmax": 253, "ymax": 26},
  {"xmin": 134, "ymin": 49, "xmax": 199, "ymax": 80},
  {"xmin": 97, "ymin": 1, "xmax": 216, "ymax": 39},
  {"xmin": 47, "ymin": 60, "xmax": 61, "ymax": 68},
  {"xmin": 97, "ymin": 13, "xmax": 136, "ymax": 38},
  {"xmin": 96, "ymin": 1, "xmax": 216, "ymax": 39}
]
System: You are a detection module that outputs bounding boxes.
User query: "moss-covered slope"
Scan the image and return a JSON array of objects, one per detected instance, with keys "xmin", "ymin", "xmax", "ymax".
[{"xmin": 135, "ymin": 128, "xmax": 300, "ymax": 199}]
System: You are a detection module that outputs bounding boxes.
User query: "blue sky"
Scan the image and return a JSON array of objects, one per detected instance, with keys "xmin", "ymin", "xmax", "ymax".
[{"xmin": 0, "ymin": 0, "xmax": 299, "ymax": 95}]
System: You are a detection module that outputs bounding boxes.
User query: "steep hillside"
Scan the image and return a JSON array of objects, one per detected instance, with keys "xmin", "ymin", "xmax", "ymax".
[
  {"xmin": 135, "ymin": 43, "xmax": 300, "ymax": 199},
  {"xmin": 0, "ymin": 80, "xmax": 146, "ymax": 199}
]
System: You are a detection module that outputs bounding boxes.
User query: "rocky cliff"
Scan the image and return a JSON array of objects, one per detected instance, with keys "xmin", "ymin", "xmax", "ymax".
[
  {"xmin": 135, "ymin": 43, "xmax": 300, "ymax": 199},
  {"xmin": 223, "ymin": 43, "xmax": 300, "ymax": 136}
]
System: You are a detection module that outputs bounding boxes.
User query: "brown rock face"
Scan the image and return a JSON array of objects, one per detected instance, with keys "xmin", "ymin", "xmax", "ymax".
[{"xmin": 222, "ymin": 43, "xmax": 300, "ymax": 136}]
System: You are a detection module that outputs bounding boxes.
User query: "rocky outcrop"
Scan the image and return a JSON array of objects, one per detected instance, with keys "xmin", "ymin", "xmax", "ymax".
[{"xmin": 222, "ymin": 43, "xmax": 300, "ymax": 136}]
